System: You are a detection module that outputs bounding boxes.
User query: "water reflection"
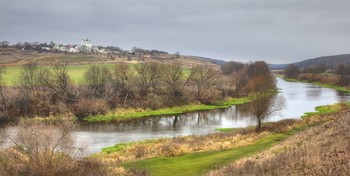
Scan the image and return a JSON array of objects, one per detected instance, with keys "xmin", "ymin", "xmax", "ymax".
[
  {"xmin": 337, "ymin": 91, "xmax": 350, "ymax": 102},
  {"xmin": 306, "ymin": 85, "xmax": 322, "ymax": 98},
  {"xmin": 74, "ymin": 78, "xmax": 350, "ymax": 154}
]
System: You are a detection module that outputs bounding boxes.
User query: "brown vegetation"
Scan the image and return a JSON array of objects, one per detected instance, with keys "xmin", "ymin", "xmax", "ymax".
[
  {"xmin": 284, "ymin": 63, "xmax": 350, "ymax": 89},
  {"xmin": 207, "ymin": 110, "xmax": 350, "ymax": 176},
  {"xmin": 95, "ymin": 119, "xmax": 298, "ymax": 175},
  {"xmin": 0, "ymin": 48, "xmax": 219, "ymax": 67},
  {"xmin": 0, "ymin": 119, "xmax": 106, "ymax": 176},
  {"xmin": 0, "ymin": 60, "xmax": 277, "ymax": 122}
]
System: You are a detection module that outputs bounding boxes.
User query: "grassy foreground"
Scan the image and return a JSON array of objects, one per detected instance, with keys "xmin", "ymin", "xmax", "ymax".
[
  {"xmin": 123, "ymin": 132, "xmax": 294, "ymax": 176},
  {"xmin": 97, "ymin": 103, "xmax": 350, "ymax": 175},
  {"xmin": 84, "ymin": 96, "xmax": 255, "ymax": 123}
]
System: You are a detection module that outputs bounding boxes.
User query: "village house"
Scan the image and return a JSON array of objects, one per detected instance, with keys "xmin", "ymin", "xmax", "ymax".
[{"xmin": 51, "ymin": 39, "xmax": 108, "ymax": 53}]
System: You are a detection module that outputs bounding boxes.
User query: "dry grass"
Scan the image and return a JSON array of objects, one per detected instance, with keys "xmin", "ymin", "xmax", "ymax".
[
  {"xmin": 93, "ymin": 119, "xmax": 299, "ymax": 175},
  {"xmin": 96, "ymin": 132, "xmax": 271, "ymax": 163},
  {"xmin": 0, "ymin": 119, "xmax": 107, "ymax": 176},
  {"xmin": 95, "ymin": 132, "xmax": 272, "ymax": 175},
  {"xmin": 207, "ymin": 110, "xmax": 350, "ymax": 176},
  {"xmin": 0, "ymin": 48, "xmax": 219, "ymax": 69},
  {"xmin": 93, "ymin": 104, "xmax": 349, "ymax": 176}
]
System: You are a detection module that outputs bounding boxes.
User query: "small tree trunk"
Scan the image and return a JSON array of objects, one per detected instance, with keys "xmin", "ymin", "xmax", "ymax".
[{"xmin": 256, "ymin": 119, "xmax": 262, "ymax": 132}]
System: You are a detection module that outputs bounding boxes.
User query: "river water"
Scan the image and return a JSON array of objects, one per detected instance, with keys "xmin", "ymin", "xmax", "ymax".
[{"xmin": 73, "ymin": 78, "xmax": 350, "ymax": 154}]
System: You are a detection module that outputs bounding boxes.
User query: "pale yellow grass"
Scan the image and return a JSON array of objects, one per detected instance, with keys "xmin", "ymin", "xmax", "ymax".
[{"xmin": 207, "ymin": 110, "xmax": 350, "ymax": 176}]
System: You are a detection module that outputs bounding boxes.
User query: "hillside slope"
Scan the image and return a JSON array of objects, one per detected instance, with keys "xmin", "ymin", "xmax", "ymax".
[
  {"xmin": 0, "ymin": 48, "xmax": 221, "ymax": 69},
  {"xmin": 293, "ymin": 54, "xmax": 350, "ymax": 68},
  {"xmin": 208, "ymin": 109, "xmax": 350, "ymax": 176},
  {"xmin": 270, "ymin": 54, "xmax": 350, "ymax": 69}
]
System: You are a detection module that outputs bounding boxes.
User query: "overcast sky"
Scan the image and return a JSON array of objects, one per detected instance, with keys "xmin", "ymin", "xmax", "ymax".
[{"xmin": 1, "ymin": 0, "xmax": 350, "ymax": 63}]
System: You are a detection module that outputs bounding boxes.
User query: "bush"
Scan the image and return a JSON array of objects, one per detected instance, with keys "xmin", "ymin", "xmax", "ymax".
[
  {"xmin": 72, "ymin": 98, "xmax": 109, "ymax": 119},
  {"xmin": 0, "ymin": 119, "xmax": 107, "ymax": 176}
]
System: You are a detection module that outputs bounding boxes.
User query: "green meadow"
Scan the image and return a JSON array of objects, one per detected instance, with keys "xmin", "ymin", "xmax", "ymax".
[{"xmin": 1, "ymin": 64, "xmax": 116, "ymax": 86}]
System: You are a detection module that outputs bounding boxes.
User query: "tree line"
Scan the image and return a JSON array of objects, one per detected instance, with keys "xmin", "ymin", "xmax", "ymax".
[
  {"xmin": 0, "ymin": 61, "xmax": 276, "ymax": 120},
  {"xmin": 284, "ymin": 63, "xmax": 350, "ymax": 86}
]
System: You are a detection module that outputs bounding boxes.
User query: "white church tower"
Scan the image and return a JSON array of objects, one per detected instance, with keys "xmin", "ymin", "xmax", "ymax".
[{"xmin": 81, "ymin": 39, "xmax": 92, "ymax": 48}]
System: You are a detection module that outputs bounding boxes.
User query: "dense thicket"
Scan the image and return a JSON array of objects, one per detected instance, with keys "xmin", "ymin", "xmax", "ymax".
[
  {"xmin": 284, "ymin": 63, "xmax": 350, "ymax": 87},
  {"xmin": 0, "ymin": 120, "xmax": 106, "ymax": 176},
  {"xmin": 0, "ymin": 61, "xmax": 276, "ymax": 120},
  {"xmin": 284, "ymin": 64, "xmax": 300, "ymax": 78}
]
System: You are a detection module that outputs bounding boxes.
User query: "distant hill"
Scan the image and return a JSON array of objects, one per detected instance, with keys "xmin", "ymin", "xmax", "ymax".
[
  {"xmin": 189, "ymin": 56, "xmax": 227, "ymax": 65},
  {"xmin": 268, "ymin": 64, "xmax": 288, "ymax": 70},
  {"xmin": 270, "ymin": 54, "xmax": 350, "ymax": 70},
  {"xmin": 293, "ymin": 54, "xmax": 350, "ymax": 68},
  {"xmin": 0, "ymin": 48, "xmax": 222, "ymax": 69}
]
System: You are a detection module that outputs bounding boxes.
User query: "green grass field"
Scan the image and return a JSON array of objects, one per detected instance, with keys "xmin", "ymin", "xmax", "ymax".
[
  {"xmin": 1, "ymin": 63, "xmax": 188, "ymax": 86},
  {"xmin": 1, "ymin": 64, "xmax": 116, "ymax": 86}
]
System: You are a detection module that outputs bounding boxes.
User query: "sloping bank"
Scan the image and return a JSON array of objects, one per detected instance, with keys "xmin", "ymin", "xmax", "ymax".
[
  {"xmin": 93, "ymin": 103, "xmax": 350, "ymax": 176},
  {"xmin": 84, "ymin": 95, "xmax": 259, "ymax": 123}
]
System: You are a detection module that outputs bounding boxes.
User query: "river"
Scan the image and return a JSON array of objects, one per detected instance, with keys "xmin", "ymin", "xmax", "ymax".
[{"xmin": 73, "ymin": 78, "xmax": 350, "ymax": 154}]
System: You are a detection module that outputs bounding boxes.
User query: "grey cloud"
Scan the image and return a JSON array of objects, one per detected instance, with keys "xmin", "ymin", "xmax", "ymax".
[{"xmin": 1, "ymin": 0, "xmax": 350, "ymax": 63}]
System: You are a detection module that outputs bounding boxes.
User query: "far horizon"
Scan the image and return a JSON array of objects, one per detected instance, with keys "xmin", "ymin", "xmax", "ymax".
[{"xmin": 3, "ymin": 39, "xmax": 349, "ymax": 65}]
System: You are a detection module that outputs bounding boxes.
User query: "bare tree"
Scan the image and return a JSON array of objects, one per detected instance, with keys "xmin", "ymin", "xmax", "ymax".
[
  {"xmin": 12, "ymin": 62, "xmax": 58, "ymax": 117},
  {"xmin": 221, "ymin": 61, "xmax": 245, "ymax": 75},
  {"xmin": 135, "ymin": 62, "xmax": 162, "ymax": 97},
  {"xmin": 216, "ymin": 76, "xmax": 233, "ymax": 98},
  {"xmin": 250, "ymin": 94, "xmax": 285, "ymax": 131},
  {"xmin": 84, "ymin": 65, "xmax": 111, "ymax": 97},
  {"xmin": 162, "ymin": 62, "xmax": 194, "ymax": 98},
  {"xmin": 112, "ymin": 63, "xmax": 136, "ymax": 101},
  {"xmin": 39, "ymin": 63, "xmax": 73, "ymax": 103},
  {"xmin": 190, "ymin": 65, "xmax": 220, "ymax": 99},
  {"xmin": 284, "ymin": 64, "xmax": 300, "ymax": 78}
]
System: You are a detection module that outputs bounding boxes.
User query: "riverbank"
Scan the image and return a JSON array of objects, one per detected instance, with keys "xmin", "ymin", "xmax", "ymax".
[
  {"xmin": 208, "ymin": 104, "xmax": 350, "ymax": 176},
  {"xmin": 84, "ymin": 94, "xmax": 261, "ymax": 123},
  {"xmin": 283, "ymin": 75, "xmax": 350, "ymax": 93},
  {"xmin": 93, "ymin": 102, "xmax": 350, "ymax": 175}
]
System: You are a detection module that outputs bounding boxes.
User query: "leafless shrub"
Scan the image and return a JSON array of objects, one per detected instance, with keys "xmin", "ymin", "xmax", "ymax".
[
  {"xmin": 0, "ymin": 119, "xmax": 106, "ymax": 176},
  {"xmin": 72, "ymin": 98, "xmax": 109, "ymax": 119},
  {"xmin": 84, "ymin": 65, "xmax": 112, "ymax": 98}
]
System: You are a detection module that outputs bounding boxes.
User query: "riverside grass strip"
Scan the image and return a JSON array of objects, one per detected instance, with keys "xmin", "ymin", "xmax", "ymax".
[
  {"xmin": 283, "ymin": 77, "xmax": 350, "ymax": 93},
  {"xmin": 84, "ymin": 96, "xmax": 254, "ymax": 123},
  {"xmin": 85, "ymin": 91, "xmax": 278, "ymax": 123}
]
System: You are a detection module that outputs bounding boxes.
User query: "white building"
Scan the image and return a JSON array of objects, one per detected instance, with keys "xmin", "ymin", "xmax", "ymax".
[
  {"xmin": 52, "ymin": 39, "xmax": 108, "ymax": 53},
  {"xmin": 79, "ymin": 39, "xmax": 93, "ymax": 52},
  {"xmin": 81, "ymin": 39, "xmax": 92, "ymax": 48}
]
